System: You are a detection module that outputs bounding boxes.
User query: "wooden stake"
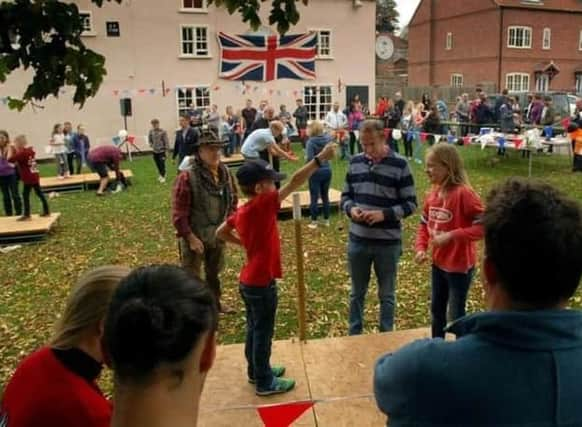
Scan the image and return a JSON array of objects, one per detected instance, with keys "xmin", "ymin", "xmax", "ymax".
[{"xmin": 293, "ymin": 192, "xmax": 307, "ymax": 341}]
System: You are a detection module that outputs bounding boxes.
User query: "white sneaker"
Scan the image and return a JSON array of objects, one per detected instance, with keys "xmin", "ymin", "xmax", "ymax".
[
  {"xmin": 307, "ymin": 221, "xmax": 318, "ymax": 230},
  {"xmin": 158, "ymin": 176, "xmax": 166, "ymax": 183},
  {"xmin": 321, "ymin": 220, "xmax": 330, "ymax": 227}
]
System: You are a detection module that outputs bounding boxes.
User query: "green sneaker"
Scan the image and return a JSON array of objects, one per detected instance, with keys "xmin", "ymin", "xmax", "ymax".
[
  {"xmin": 256, "ymin": 377, "xmax": 296, "ymax": 396},
  {"xmin": 248, "ymin": 365, "xmax": 286, "ymax": 384}
]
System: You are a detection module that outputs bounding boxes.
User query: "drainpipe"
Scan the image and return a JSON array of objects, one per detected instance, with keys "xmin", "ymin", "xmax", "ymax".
[
  {"xmin": 429, "ymin": 0, "xmax": 435, "ymax": 86},
  {"xmin": 497, "ymin": 7, "xmax": 504, "ymax": 91}
]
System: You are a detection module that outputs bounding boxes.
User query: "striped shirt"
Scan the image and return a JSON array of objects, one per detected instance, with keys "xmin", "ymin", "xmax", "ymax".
[{"xmin": 341, "ymin": 152, "xmax": 417, "ymax": 244}]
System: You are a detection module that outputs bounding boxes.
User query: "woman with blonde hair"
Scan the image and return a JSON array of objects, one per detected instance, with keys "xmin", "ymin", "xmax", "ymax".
[
  {"xmin": 414, "ymin": 144, "xmax": 484, "ymax": 338},
  {"xmin": 1, "ymin": 266, "xmax": 130, "ymax": 427},
  {"xmin": 306, "ymin": 120, "xmax": 333, "ymax": 229}
]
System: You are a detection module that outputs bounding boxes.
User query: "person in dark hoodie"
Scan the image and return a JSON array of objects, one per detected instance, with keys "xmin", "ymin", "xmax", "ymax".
[
  {"xmin": 305, "ymin": 120, "xmax": 333, "ymax": 229},
  {"xmin": 374, "ymin": 177, "xmax": 582, "ymax": 427}
]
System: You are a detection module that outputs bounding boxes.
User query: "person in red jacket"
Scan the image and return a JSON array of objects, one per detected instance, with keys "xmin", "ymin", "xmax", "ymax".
[
  {"xmin": 414, "ymin": 144, "xmax": 484, "ymax": 338},
  {"xmin": 87, "ymin": 145, "xmax": 127, "ymax": 196},
  {"xmin": 0, "ymin": 265, "xmax": 130, "ymax": 427},
  {"xmin": 9, "ymin": 135, "xmax": 49, "ymax": 220}
]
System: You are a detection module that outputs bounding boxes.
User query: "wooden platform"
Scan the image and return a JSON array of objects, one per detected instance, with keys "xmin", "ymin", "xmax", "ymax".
[
  {"xmin": 280, "ymin": 189, "xmax": 342, "ymax": 212},
  {"xmin": 221, "ymin": 153, "xmax": 245, "ymax": 168},
  {"xmin": 0, "ymin": 213, "xmax": 61, "ymax": 244},
  {"xmin": 40, "ymin": 170, "xmax": 133, "ymax": 193},
  {"xmin": 199, "ymin": 328, "xmax": 429, "ymax": 426}
]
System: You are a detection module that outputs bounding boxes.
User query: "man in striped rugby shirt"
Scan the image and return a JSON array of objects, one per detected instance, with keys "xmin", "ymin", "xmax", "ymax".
[{"xmin": 341, "ymin": 119, "xmax": 417, "ymax": 335}]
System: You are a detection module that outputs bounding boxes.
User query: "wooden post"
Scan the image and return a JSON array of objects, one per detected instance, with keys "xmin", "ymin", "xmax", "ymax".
[{"xmin": 293, "ymin": 192, "xmax": 307, "ymax": 342}]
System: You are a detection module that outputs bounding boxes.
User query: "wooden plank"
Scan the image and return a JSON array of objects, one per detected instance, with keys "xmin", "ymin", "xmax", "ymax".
[
  {"xmin": 40, "ymin": 170, "xmax": 133, "ymax": 191},
  {"xmin": 0, "ymin": 213, "xmax": 61, "ymax": 237},
  {"xmin": 280, "ymin": 189, "xmax": 342, "ymax": 212},
  {"xmin": 221, "ymin": 153, "xmax": 245, "ymax": 167}
]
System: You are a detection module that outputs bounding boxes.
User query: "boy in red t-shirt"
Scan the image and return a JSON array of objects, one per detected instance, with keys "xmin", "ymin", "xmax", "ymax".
[
  {"xmin": 217, "ymin": 143, "xmax": 336, "ymax": 396},
  {"xmin": 9, "ymin": 135, "xmax": 50, "ymax": 220}
]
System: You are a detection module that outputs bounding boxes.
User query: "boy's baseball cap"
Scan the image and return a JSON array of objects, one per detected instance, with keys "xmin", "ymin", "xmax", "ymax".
[{"xmin": 236, "ymin": 160, "xmax": 287, "ymax": 186}]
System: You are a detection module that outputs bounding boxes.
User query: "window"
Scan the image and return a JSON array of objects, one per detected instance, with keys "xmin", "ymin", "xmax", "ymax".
[
  {"xmin": 180, "ymin": 26, "xmax": 209, "ymax": 57},
  {"xmin": 303, "ymin": 85, "xmax": 333, "ymax": 120},
  {"xmin": 536, "ymin": 74, "xmax": 549, "ymax": 92},
  {"xmin": 181, "ymin": 0, "xmax": 207, "ymax": 11},
  {"xmin": 451, "ymin": 74, "xmax": 463, "ymax": 88},
  {"xmin": 106, "ymin": 21, "xmax": 120, "ymax": 37},
  {"xmin": 542, "ymin": 28, "xmax": 551, "ymax": 50},
  {"xmin": 446, "ymin": 32, "xmax": 453, "ymax": 50},
  {"xmin": 576, "ymin": 74, "xmax": 582, "ymax": 94},
  {"xmin": 507, "ymin": 26, "xmax": 532, "ymax": 48},
  {"xmin": 312, "ymin": 30, "xmax": 332, "ymax": 58},
  {"xmin": 506, "ymin": 73, "xmax": 530, "ymax": 92},
  {"xmin": 79, "ymin": 11, "xmax": 95, "ymax": 35},
  {"xmin": 177, "ymin": 86, "xmax": 210, "ymax": 118}
]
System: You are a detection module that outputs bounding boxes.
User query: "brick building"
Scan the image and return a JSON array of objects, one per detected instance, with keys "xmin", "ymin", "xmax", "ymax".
[
  {"xmin": 0, "ymin": 0, "xmax": 375, "ymax": 157},
  {"xmin": 408, "ymin": 0, "xmax": 582, "ymax": 93},
  {"xmin": 375, "ymin": 32, "xmax": 408, "ymax": 98}
]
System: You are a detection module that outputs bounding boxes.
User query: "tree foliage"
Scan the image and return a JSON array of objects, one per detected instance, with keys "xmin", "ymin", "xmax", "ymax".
[{"xmin": 376, "ymin": 0, "xmax": 399, "ymax": 33}]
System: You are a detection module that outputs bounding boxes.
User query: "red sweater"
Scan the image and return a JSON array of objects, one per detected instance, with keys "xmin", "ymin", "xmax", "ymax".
[
  {"xmin": 415, "ymin": 185, "xmax": 484, "ymax": 273},
  {"xmin": 0, "ymin": 347, "xmax": 111, "ymax": 427},
  {"xmin": 9, "ymin": 147, "xmax": 40, "ymax": 185}
]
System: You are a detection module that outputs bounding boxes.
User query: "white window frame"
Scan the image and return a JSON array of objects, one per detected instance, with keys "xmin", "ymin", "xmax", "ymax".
[
  {"xmin": 451, "ymin": 73, "xmax": 463, "ymax": 88},
  {"xmin": 176, "ymin": 86, "xmax": 211, "ymax": 121},
  {"xmin": 507, "ymin": 26, "xmax": 532, "ymax": 49},
  {"xmin": 445, "ymin": 32, "xmax": 453, "ymax": 50},
  {"xmin": 579, "ymin": 30, "xmax": 582, "ymax": 51},
  {"xmin": 303, "ymin": 85, "xmax": 333, "ymax": 120},
  {"xmin": 310, "ymin": 29, "xmax": 333, "ymax": 59},
  {"xmin": 79, "ymin": 11, "xmax": 96, "ymax": 37},
  {"xmin": 179, "ymin": 25, "xmax": 211, "ymax": 58},
  {"xmin": 535, "ymin": 73, "xmax": 549, "ymax": 92},
  {"xmin": 179, "ymin": 0, "xmax": 208, "ymax": 13},
  {"xmin": 542, "ymin": 28, "xmax": 551, "ymax": 50},
  {"xmin": 506, "ymin": 73, "xmax": 530, "ymax": 92},
  {"xmin": 576, "ymin": 74, "xmax": 582, "ymax": 94}
]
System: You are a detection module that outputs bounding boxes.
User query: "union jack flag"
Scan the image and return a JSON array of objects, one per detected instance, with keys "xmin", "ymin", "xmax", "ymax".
[{"xmin": 217, "ymin": 32, "xmax": 317, "ymax": 82}]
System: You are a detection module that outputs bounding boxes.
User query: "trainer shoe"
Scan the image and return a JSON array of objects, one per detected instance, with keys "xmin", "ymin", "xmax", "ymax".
[
  {"xmin": 248, "ymin": 365, "xmax": 286, "ymax": 384},
  {"xmin": 307, "ymin": 221, "xmax": 318, "ymax": 230},
  {"xmin": 256, "ymin": 377, "xmax": 295, "ymax": 396},
  {"xmin": 17, "ymin": 215, "xmax": 31, "ymax": 221}
]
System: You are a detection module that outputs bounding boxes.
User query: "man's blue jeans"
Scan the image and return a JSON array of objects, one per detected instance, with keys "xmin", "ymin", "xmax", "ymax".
[
  {"xmin": 431, "ymin": 265, "xmax": 474, "ymax": 338},
  {"xmin": 240, "ymin": 281, "xmax": 277, "ymax": 390},
  {"xmin": 348, "ymin": 238, "xmax": 401, "ymax": 335}
]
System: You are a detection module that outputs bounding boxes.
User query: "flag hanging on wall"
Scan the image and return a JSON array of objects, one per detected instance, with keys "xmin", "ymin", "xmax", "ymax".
[{"xmin": 217, "ymin": 32, "xmax": 317, "ymax": 82}]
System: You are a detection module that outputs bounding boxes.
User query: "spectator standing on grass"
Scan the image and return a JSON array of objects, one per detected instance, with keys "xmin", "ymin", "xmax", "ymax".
[
  {"xmin": 305, "ymin": 120, "xmax": 333, "ymax": 229},
  {"xmin": 375, "ymin": 178, "xmax": 582, "ymax": 427},
  {"xmin": 64, "ymin": 121, "xmax": 79, "ymax": 176},
  {"xmin": 173, "ymin": 115, "xmax": 200, "ymax": 165},
  {"xmin": 71, "ymin": 125, "xmax": 90, "ymax": 173},
  {"xmin": 475, "ymin": 93, "xmax": 494, "ymax": 131},
  {"xmin": 0, "ymin": 131, "xmax": 22, "ymax": 217},
  {"xmin": 1, "ymin": 266, "xmax": 129, "ymax": 427},
  {"xmin": 400, "ymin": 101, "xmax": 415, "ymax": 159},
  {"xmin": 241, "ymin": 99, "xmax": 257, "ymax": 141},
  {"xmin": 494, "ymin": 89, "xmax": 509, "ymax": 123},
  {"xmin": 341, "ymin": 120, "xmax": 417, "ymax": 335},
  {"xmin": 293, "ymin": 99, "xmax": 309, "ymax": 143},
  {"xmin": 530, "ymin": 94, "xmax": 544, "ymax": 125},
  {"xmin": 9, "ymin": 135, "xmax": 49, "ymax": 220},
  {"xmin": 423, "ymin": 105, "xmax": 441, "ymax": 146},
  {"xmin": 207, "ymin": 104, "xmax": 220, "ymax": 130},
  {"xmin": 435, "ymin": 97, "xmax": 449, "ymax": 134},
  {"xmin": 455, "ymin": 93, "xmax": 470, "ymax": 137},
  {"xmin": 325, "ymin": 101, "xmax": 349, "ymax": 160},
  {"xmin": 105, "ymin": 265, "xmax": 218, "ymax": 427},
  {"xmin": 348, "ymin": 103, "xmax": 365, "ymax": 156},
  {"xmin": 50, "ymin": 123, "xmax": 69, "ymax": 179},
  {"xmin": 422, "ymin": 93, "xmax": 431, "ymax": 111},
  {"xmin": 172, "ymin": 129, "xmax": 238, "ymax": 314},
  {"xmin": 148, "ymin": 119, "xmax": 169, "ymax": 183},
  {"xmin": 394, "ymin": 92, "xmax": 406, "ymax": 121},
  {"xmin": 524, "ymin": 93, "xmax": 534, "ymax": 123},
  {"xmin": 414, "ymin": 144, "xmax": 484, "ymax": 338}
]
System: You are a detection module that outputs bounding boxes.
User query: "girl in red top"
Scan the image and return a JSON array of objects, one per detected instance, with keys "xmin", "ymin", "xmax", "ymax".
[
  {"xmin": 9, "ymin": 135, "xmax": 49, "ymax": 220},
  {"xmin": 0, "ymin": 266, "xmax": 129, "ymax": 427},
  {"xmin": 415, "ymin": 144, "xmax": 484, "ymax": 338}
]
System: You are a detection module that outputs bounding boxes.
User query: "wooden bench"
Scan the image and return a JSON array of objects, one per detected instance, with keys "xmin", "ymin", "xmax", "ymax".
[
  {"xmin": 0, "ymin": 213, "xmax": 61, "ymax": 245},
  {"xmin": 40, "ymin": 170, "xmax": 133, "ymax": 193}
]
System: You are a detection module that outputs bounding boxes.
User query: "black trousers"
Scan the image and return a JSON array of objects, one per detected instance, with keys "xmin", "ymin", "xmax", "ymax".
[
  {"xmin": 23, "ymin": 183, "xmax": 49, "ymax": 217},
  {"xmin": 0, "ymin": 174, "xmax": 22, "ymax": 216},
  {"xmin": 153, "ymin": 152, "xmax": 166, "ymax": 178},
  {"xmin": 349, "ymin": 132, "xmax": 361, "ymax": 156},
  {"xmin": 259, "ymin": 149, "xmax": 280, "ymax": 189},
  {"xmin": 67, "ymin": 152, "xmax": 82, "ymax": 175}
]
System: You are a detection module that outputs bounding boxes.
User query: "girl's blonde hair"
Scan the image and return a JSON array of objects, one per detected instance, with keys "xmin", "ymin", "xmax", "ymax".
[
  {"xmin": 416, "ymin": 103, "xmax": 425, "ymax": 112},
  {"xmin": 427, "ymin": 144, "xmax": 470, "ymax": 189},
  {"xmin": 51, "ymin": 265, "xmax": 130, "ymax": 350},
  {"xmin": 307, "ymin": 120, "xmax": 324, "ymax": 137},
  {"xmin": 405, "ymin": 101, "xmax": 415, "ymax": 114}
]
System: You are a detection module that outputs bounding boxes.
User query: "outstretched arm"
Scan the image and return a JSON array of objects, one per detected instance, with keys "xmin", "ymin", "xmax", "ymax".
[{"xmin": 216, "ymin": 221, "xmax": 242, "ymax": 246}]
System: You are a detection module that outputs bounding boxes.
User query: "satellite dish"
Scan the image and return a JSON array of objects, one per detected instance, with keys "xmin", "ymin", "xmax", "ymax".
[{"xmin": 376, "ymin": 35, "xmax": 394, "ymax": 60}]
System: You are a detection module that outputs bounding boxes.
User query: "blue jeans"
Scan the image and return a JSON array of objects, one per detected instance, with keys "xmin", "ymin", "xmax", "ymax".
[
  {"xmin": 308, "ymin": 168, "xmax": 331, "ymax": 221},
  {"xmin": 348, "ymin": 239, "xmax": 401, "ymax": 335},
  {"xmin": 55, "ymin": 153, "xmax": 67, "ymax": 176},
  {"xmin": 225, "ymin": 133, "xmax": 239, "ymax": 157},
  {"xmin": 240, "ymin": 281, "xmax": 277, "ymax": 390},
  {"xmin": 431, "ymin": 265, "xmax": 474, "ymax": 338}
]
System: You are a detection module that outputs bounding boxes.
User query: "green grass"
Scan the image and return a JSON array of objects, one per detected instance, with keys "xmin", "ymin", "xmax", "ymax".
[{"xmin": 1, "ymin": 143, "xmax": 582, "ymax": 392}]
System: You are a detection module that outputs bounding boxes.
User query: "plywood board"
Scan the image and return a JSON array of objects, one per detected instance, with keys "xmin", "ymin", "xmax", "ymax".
[
  {"xmin": 313, "ymin": 396, "xmax": 386, "ymax": 427},
  {"xmin": 280, "ymin": 189, "xmax": 342, "ymax": 211},
  {"xmin": 222, "ymin": 153, "xmax": 245, "ymax": 167},
  {"xmin": 40, "ymin": 170, "xmax": 133, "ymax": 190},
  {"xmin": 0, "ymin": 213, "xmax": 61, "ymax": 236},
  {"xmin": 200, "ymin": 340, "xmax": 311, "ymax": 412},
  {"xmin": 302, "ymin": 329, "xmax": 429, "ymax": 399}
]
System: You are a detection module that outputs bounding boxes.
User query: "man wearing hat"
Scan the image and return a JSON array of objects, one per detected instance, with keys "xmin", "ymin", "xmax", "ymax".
[{"xmin": 172, "ymin": 128, "xmax": 238, "ymax": 313}]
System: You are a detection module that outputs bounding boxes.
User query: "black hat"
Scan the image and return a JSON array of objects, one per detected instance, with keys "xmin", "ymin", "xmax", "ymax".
[
  {"xmin": 236, "ymin": 159, "xmax": 287, "ymax": 186},
  {"xmin": 198, "ymin": 127, "xmax": 226, "ymax": 147}
]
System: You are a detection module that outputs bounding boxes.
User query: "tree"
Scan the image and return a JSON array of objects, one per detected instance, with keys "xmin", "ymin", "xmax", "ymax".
[
  {"xmin": 1, "ymin": 0, "xmax": 307, "ymax": 110},
  {"xmin": 376, "ymin": 0, "xmax": 399, "ymax": 33}
]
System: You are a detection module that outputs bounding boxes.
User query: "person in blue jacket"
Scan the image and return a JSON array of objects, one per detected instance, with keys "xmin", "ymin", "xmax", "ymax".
[
  {"xmin": 305, "ymin": 120, "xmax": 332, "ymax": 229},
  {"xmin": 374, "ymin": 177, "xmax": 582, "ymax": 427}
]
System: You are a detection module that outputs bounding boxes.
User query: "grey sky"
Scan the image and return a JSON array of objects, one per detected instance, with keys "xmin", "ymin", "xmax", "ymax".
[{"xmin": 395, "ymin": 0, "xmax": 422, "ymax": 28}]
